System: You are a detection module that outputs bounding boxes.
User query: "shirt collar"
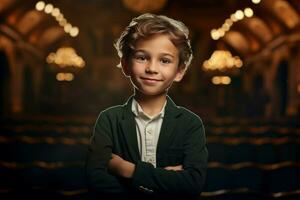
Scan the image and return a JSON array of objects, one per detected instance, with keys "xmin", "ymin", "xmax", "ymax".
[{"xmin": 131, "ymin": 98, "xmax": 166, "ymax": 120}]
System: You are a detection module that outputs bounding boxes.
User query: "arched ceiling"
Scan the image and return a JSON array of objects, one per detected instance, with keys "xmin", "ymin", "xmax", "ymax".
[
  {"xmin": 247, "ymin": 17, "xmax": 273, "ymax": 43},
  {"xmin": 0, "ymin": 0, "xmax": 299, "ymax": 64},
  {"xmin": 222, "ymin": 0, "xmax": 300, "ymax": 58},
  {"xmin": 15, "ymin": 9, "xmax": 45, "ymax": 35}
]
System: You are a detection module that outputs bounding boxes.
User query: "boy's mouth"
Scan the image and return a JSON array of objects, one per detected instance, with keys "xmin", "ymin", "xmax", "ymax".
[
  {"xmin": 141, "ymin": 77, "xmax": 162, "ymax": 82},
  {"xmin": 140, "ymin": 77, "xmax": 162, "ymax": 84}
]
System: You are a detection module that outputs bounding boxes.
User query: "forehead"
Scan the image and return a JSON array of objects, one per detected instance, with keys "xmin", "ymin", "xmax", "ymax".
[{"xmin": 133, "ymin": 34, "xmax": 179, "ymax": 57}]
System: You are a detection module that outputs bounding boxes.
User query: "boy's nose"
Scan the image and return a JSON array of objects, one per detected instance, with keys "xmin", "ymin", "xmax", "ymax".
[{"xmin": 145, "ymin": 61, "xmax": 158, "ymax": 73}]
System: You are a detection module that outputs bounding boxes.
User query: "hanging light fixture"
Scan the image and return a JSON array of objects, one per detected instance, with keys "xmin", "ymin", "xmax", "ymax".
[
  {"xmin": 211, "ymin": 7, "xmax": 254, "ymax": 40},
  {"xmin": 122, "ymin": 0, "xmax": 167, "ymax": 13},
  {"xmin": 47, "ymin": 47, "xmax": 85, "ymax": 81},
  {"xmin": 35, "ymin": 1, "xmax": 79, "ymax": 37},
  {"xmin": 203, "ymin": 50, "xmax": 243, "ymax": 71}
]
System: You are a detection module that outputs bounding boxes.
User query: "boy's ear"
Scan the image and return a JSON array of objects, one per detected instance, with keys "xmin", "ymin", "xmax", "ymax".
[
  {"xmin": 174, "ymin": 66, "xmax": 186, "ymax": 82},
  {"xmin": 121, "ymin": 58, "xmax": 130, "ymax": 77}
]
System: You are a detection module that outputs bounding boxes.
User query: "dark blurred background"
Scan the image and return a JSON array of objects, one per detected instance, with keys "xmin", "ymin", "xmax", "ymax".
[{"xmin": 0, "ymin": 0, "xmax": 299, "ymax": 199}]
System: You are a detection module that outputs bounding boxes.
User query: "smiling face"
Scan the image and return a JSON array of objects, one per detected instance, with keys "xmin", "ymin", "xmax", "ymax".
[{"xmin": 122, "ymin": 34, "xmax": 185, "ymax": 98}]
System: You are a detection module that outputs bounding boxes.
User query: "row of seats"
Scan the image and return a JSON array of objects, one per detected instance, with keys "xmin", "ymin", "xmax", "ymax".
[
  {"xmin": 1, "ymin": 123, "xmax": 299, "ymax": 137},
  {"xmin": 2, "ymin": 115, "xmax": 299, "ymax": 126},
  {"xmin": 0, "ymin": 161, "xmax": 299, "ymax": 199},
  {"xmin": 204, "ymin": 162, "xmax": 300, "ymax": 193},
  {"xmin": 0, "ymin": 136, "xmax": 298, "ymax": 164},
  {"xmin": 0, "ymin": 141, "xmax": 88, "ymax": 162},
  {"xmin": 0, "ymin": 120, "xmax": 299, "ymax": 200},
  {"xmin": 207, "ymin": 142, "xmax": 299, "ymax": 163},
  {"xmin": 204, "ymin": 117, "xmax": 300, "ymax": 127}
]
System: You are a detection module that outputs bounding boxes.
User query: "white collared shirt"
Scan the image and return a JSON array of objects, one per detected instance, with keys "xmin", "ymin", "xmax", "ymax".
[{"xmin": 131, "ymin": 98, "xmax": 166, "ymax": 167}]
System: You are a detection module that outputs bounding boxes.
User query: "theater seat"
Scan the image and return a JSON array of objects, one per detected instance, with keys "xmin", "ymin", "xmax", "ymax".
[
  {"xmin": 256, "ymin": 144, "xmax": 276, "ymax": 164},
  {"xmin": 277, "ymin": 143, "xmax": 299, "ymax": 162},
  {"xmin": 227, "ymin": 144, "xmax": 256, "ymax": 163},
  {"xmin": 203, "ymin": 167, "xmax": 233, "ymax": 192},
  {"xmin": 232, "ymin": 167, "xmax": 262, "ymax": 191},
  {"xmin": 207, "ymin": 143, "xmax": 229, "ymax": 163},
  {"xmin": 267, "ymin": 164, "xmax": 300, "ymax": 193}
]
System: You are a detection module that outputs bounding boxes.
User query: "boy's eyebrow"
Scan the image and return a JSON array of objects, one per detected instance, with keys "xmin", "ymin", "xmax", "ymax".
[
  {"xmin": 160, "ymin": 53, "xmax": 175, "ymax": 58},
  {"xmin": 134, "ymin": 49, "xmax": 175, "ymax": 58},
  {"xmin": 133, "ymin": 49, "xmax": 148, "ymax": 54}
]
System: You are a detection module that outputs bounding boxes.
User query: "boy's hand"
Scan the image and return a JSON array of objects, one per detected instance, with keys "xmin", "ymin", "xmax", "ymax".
[
  {"xmin": 108, "ymin": 153, "xmax": 135, "ymax": 178},
  {"xmin": 164, "ymin": 165, "xmax": 183, "ymax": 171}
]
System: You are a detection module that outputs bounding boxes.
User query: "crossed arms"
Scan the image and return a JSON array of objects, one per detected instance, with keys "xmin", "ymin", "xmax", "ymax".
[
  {"xmin": 108, "ymin": 153, "xmax": 182, "ymax": 178},
  {"xmin": 85, "ymin": 112, "xmax": 208, "ymax": 195}
]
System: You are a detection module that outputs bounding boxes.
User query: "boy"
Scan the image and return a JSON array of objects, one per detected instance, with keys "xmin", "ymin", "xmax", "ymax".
[{"xmin": 86, "ymin": 13, "xmax": 208, "ymax": 200}]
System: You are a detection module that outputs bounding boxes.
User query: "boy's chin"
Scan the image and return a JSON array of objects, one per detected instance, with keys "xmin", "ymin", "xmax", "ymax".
[{"xmin": 135, "ymin": 89, "xmax": 168, "ymax": 97}]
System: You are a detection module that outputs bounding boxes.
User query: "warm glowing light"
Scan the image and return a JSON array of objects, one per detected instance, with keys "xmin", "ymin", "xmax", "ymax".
[
  {"xmin": 59, "ymin": 19, "xmax": 67, "ymax": 26},
  {"xmin": 230, "ymin": 14, "xmax": 238, "ymax": 22},
  {"xmin": 297, "ymin": 84, "xmax": 300, "ymax": 93},
  {"xmin": 235, "ymin": 10, "xmax": 244, "ymax": 20},
  {"xmin": 222, "ymin": 76, "xmax": 231, "ymax": 84},
  {"xmin": 225, "ymin": 18, "xmax": 233, "ymax": 26},
  {"xmin": 222, "ymin": 23, "xmax": 230, "ymax": 31},
  {"xmin": 218, "ymin": 28, "xmax": 225, "ymax": 37},
  {"xmin": 212, "ymin": 76, "xmax": 231, "ymax": 85},
  {"xmin": 64, "ymin": 23, "xmax": 72, "ymax": 33},
  {"xmin": 211, "ymin": 29, "xmax": 220, "ymax": 40},
  {"xmin": 70, "ymin": 27, "xmax": 79, "ymax": 37},
  {"xmin": 225, "ymin": 19, "xmax": 233, "ymax": 26},
  {"xmin": 44, "ymin": 4, "xmax": 54, "ymax": 14},
  {"xmin": 35, "ymin": 1, "xmax": 45, "ymax": 11},
  {"xmin": 65, "ymin": 73, "xmax": 74, "ymax": 81},
  {"xmin": 212, "ymin": 77, "xmax": 221, "ymax": 85},
  {"xmin": 36, "ymin": 3, "xmax": 79, "ymax": 38},
  {"xmin": 51, "ymin": 8, "xmax": 60, "ymax": 17},
  {"xmin": 203, "ymin": 50, "xmax": 243, "ymax": 71},
  {"xmin": 46, "ymin": 53, "xmax": 55, "ymax": 63},
  {"xmin": 47, "ymin": 47, "xmax": 85, "ymax": 68},
  {"xmin": 252, "ymin": 0, "xmax": 261, "ymax": 4},
  {"xmin": 56, "ymin": 73, "xmax": 64, "ymax": 81},
  {"xmin": 244, "ymin": 8, "xmax": 254, "ymax": 17},
  {"xmin": 56, "ymin": 14, "xmax": 64, "ymax": 21},
  {"xmin": 234, "ymin": 58, "xmax": 243, "ymax": 68},
  {"xmin": 56, "ymin": 73, "xmax": 74, "ymax": 81},
  {"xmin": 211, "ymin": 7, "xmax": 254, "ymax": 40}
]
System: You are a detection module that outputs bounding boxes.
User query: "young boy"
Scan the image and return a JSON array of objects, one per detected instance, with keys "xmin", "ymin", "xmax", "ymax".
[{"xmin": 86, "ymin": 13, "xmax": 208, "ymax": 200}]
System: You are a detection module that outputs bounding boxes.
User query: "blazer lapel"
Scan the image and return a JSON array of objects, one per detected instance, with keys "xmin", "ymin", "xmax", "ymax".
[
  {"xmin": 119, "ymin": 96, "xmax": 141, "ymax": 162},
  {"xmin": 156, "ymin": 96, "xmax": 182, "ymax": 156}
]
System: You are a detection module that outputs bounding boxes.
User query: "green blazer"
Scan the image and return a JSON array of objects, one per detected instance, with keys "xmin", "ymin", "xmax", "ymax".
[{"xmin": 85, "ymin": 96, "xmax": 208, "ymax": 198}]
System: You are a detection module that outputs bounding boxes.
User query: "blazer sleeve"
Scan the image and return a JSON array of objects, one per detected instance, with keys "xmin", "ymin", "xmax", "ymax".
[
  {"xmin": 85, "ymin": 112, "xmax": 128, "ymax": 193},
  {"xmin": 131, "ymin": 116, "xmax": 208, "ymax": 195}
]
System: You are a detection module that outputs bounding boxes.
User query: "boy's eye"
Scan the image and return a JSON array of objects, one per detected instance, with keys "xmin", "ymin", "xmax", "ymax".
[
  {"xmin": 161, "ymin": 58, "xmax": 171, "ymax": 64},
  {"xmin": 134, "ymin": 55, "xmax": 148, "ymax": 62}
]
